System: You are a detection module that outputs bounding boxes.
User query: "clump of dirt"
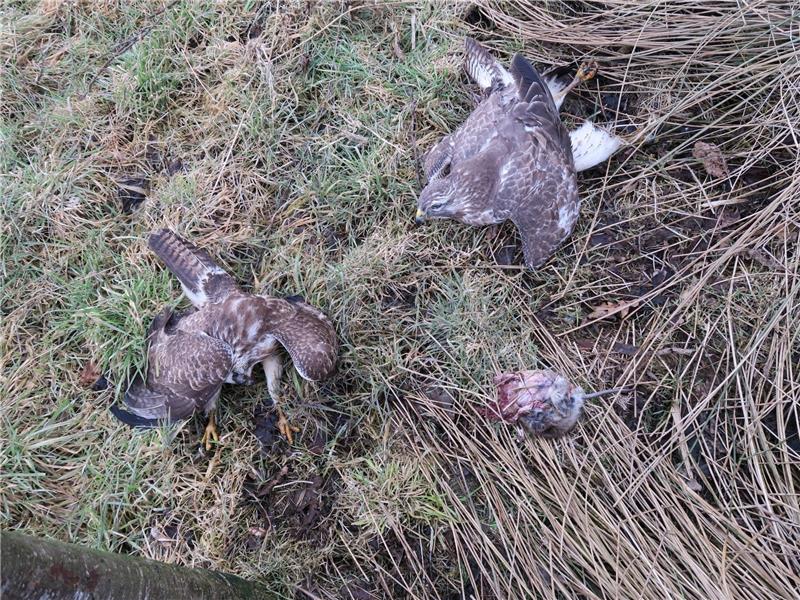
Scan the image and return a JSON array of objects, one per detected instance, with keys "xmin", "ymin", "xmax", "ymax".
[
  {"xmin": 245, "ymin": 465, "xmax": 333, "ymax": 542},
  {"xmin": 246, "ymin": 403, "xmax": 344, "ymax": 542}
]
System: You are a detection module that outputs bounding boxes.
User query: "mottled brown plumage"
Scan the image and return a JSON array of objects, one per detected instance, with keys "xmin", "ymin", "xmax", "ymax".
[
  {"xmin": 417, "ymin": 39, "xmax": 603, "ymax": 268},
  {"xmin": 112, "ymin": 230, "xmax": 337, "ymax": 443}
]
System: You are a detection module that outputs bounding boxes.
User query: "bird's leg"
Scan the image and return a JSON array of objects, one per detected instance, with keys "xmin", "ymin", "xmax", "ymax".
[
  {"xmin": 263, "ymin": 354, "xmax": 300, "ymax": 444},
  {"xmin": 201, "ymin": 410, "xmax": 219, "ymax": 451},
  {"xmin": 552, "ymin": 61, "xmax": 598, "ymax": 107}
]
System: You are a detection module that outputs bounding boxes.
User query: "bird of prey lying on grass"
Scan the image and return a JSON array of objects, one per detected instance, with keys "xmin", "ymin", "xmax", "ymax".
[
  {"xmin": 415, "ymin": 37, "xmax": 631, "ymax": 268},
  {"xmin": 111, "ymin": 229, "xmax": 338, "ymax": 448}
]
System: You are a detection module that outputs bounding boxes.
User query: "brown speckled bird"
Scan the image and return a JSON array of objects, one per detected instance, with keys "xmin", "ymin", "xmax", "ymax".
[
  {"xmin": 483, "ymin": 369, "xmax": 623, "ymax": 439},
  {"xmin": 416, "ymin": 38, "xmax": 624, "ymax": 268},
  {"xmin": 111, "ymin": 229, "xmax": 338, "ymax": 448}
]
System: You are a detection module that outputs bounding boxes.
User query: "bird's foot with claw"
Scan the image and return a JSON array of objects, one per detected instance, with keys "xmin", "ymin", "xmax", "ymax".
[
  {"xmin": 273, "ymin": 403, "xmax": 300, "ymax": 444},
  {"xmin": 201, "ymin": 414, "xmax": 219, "ymax": 451},
  {"xmin": 577, "ymin": 61, "xmax": 598, "ymax": 82}
]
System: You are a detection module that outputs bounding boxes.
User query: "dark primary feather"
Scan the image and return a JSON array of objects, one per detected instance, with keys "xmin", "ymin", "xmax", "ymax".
[
  {"xmin": 116, "ymin": 374, "xmax": 191, "ymax": 426},
  {"xmin": 509, "ymin": 53, "xmax": 569, "ymax": 155},
  {"xmin": 511, "ymin": 53, "xmax": 555, "ymax": 105},
  {"xmin": 542, "ymin": 63, "xmax": 576, "ymax": 81},
  {"xmin": 109, "ymin": 401, "xmax": 163, "ymax": 428}
]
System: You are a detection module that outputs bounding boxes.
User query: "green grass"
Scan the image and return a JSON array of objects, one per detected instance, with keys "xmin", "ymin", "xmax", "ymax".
[{"xmin": 2, "ymin": 1, "xmax": 799, "ymax": 598}]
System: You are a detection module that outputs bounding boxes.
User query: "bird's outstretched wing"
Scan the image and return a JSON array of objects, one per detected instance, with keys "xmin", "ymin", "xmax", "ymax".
[
  {"xmin": 500, "ymin": 54, "xmax": 579, "ymax": 268},
  {"xmin": 111, "ymin": 309, "xmax": 233, "ymax": 427},
  {"xmin": 464, "ymin": 37, "xmax": 514, "ymax": 92},
  {"xmin": 149, "ymin": 229, "xmax": 239, "ymax": 307},
  {"xmin": 263, "ymin": 296, "xmax": 338, "ymax": 382}
]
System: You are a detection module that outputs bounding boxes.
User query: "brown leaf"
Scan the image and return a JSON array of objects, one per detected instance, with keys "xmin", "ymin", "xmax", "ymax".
[
  {"xmin": 692, "ymin": 141, "xmax": 729, "ymax": 179},
  {"xmin": 587, "ymin": 299, "xmax": 639, "ymax": 320},
  {"xmin": 78, "ymin": 360, "xmax": 101, "ymax": 387}
]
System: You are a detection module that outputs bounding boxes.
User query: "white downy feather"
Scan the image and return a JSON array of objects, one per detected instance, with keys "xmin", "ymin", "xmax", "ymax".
[{"xmin": 569, "ymin": 121, "xmax": 624, "ymax": 172}]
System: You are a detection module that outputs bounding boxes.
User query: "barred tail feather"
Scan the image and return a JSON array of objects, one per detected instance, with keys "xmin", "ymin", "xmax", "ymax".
[
  {"xmin": 464, "ymin": 37, "xmax": 514, "ymax": 91},
  {"xmin": 148, "ymin": 229, "xmax": 237, "ymax": 306}
]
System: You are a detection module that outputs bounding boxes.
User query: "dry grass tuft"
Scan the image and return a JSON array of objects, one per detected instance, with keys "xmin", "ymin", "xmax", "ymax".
[{"xmin": 2, "ymin": 1, "xmax": 799, "ymax": 598}]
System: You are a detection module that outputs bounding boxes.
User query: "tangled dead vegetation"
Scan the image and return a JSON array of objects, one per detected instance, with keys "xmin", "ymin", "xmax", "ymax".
[{"xmin": 2, "ymin": 1, "xmax": 798, "ymax": 598}]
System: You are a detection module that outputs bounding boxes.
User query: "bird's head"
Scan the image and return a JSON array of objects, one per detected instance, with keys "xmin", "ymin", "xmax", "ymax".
[
  {"xmin": 415, "ymin": 161, "xmax": 497, "ymax": 226},
  {"xmin": 415, "ymin": 177, "xmax": 460, "ymax": 224}
]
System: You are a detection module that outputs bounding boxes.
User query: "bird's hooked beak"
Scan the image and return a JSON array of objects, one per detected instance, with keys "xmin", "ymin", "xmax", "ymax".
[{"xmin": 414, "ymin": 207, "xmax": 427, "ymax": 224}]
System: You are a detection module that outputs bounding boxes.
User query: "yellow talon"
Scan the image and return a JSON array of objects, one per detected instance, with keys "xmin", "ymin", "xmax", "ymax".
[
  {"xmin": 201, "ymin": 412, "xmax": 219, "ymax": 451},
  {"xmin": 577, "ymin": 61, "xmax": 598, "ymax": 82},
  {"xmin": 275, "ymin": 407, "xmax": 300, "ymax": 444}
]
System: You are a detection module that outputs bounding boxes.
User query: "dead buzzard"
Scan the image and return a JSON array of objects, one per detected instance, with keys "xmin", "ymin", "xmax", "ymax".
[
  {"xmin": 111, "ymin": 229, "xmax": 338, "ymax": 447},
  {"xmin": 416, "ymin": 38, "xmax": 626, "ymax": 268}
]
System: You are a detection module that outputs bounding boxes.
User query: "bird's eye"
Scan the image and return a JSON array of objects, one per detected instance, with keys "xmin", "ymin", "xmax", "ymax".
[
  {"xmin": 441, "ymin": 163, "xmax": 451, "ymax": 177},
  {"xmin": 429, "ymin": 197, "xmax": 449, "ymax": 209}
]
